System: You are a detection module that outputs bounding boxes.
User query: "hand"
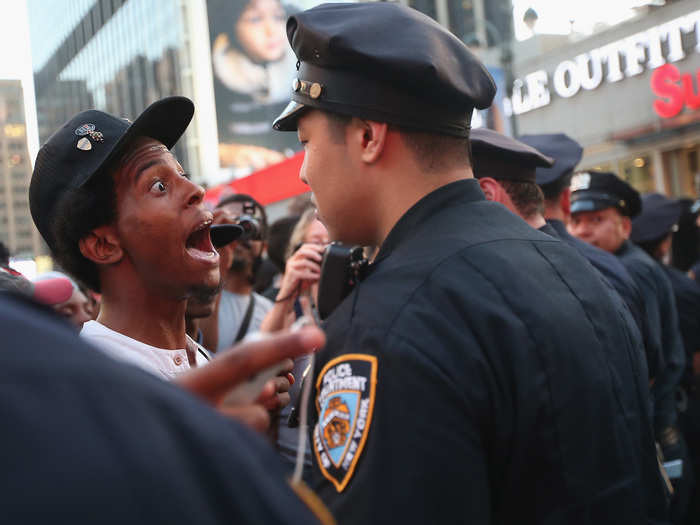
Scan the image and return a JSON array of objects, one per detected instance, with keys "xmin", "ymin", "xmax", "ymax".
[
  {"xmin": 175, "ymin": 326, "xmax": 325, "ymax": 432},
  {"xmin": 277, "ymin": 243, "xmax": 325, "ymax": 303},
  {"xmin": 259, "ymin": 357, "xmax": 295, "ymax": 411}
]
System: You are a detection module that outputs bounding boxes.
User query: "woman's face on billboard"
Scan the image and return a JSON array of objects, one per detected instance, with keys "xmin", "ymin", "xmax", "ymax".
[{"xmin": 236, "ymin": 0, "xmax": 287, "ymax": 63}]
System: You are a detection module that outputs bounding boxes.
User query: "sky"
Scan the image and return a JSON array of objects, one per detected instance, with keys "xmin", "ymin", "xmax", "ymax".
[{"xmin": 0, "ymin": 0, "xmax": 667, "ymax": 165}]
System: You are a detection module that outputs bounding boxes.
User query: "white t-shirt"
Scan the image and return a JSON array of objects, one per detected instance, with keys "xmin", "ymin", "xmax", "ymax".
[
  {"xmin": 216, "ymin": 291, "xmax": 273, "ymax": 353},
  {"xmin": 81, "ymin": 320, "xmax": 209, "ymax": 381}
]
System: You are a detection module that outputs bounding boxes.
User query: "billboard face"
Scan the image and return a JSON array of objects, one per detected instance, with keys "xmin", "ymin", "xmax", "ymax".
[{"xmin": 207, "ymin": 0, "xmax": 303, "ymax": 178}]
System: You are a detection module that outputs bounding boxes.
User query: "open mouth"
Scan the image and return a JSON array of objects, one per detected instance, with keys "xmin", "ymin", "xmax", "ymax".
[{"xmin": 186, "ymin": 220, "xmax": 218, "ymax": 263}]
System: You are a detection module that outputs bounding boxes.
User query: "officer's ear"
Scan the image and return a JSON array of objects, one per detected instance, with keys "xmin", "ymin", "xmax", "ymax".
[
  {"xmin": 478, "ymin": 177, "xmax": 500, "ymax": 202},
  {"xmin": 79, "ymin": 225, "xmax": 124, "ymax": 266},
  {"xmin": 356, "ymin": 119, "xmax": 388, "ymax": 164},
  {"xmin": 560, "ymin": 188, "xmax": 571, "ymax": 216}
]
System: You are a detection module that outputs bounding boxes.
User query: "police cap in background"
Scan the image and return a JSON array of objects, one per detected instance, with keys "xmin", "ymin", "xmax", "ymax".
[
  {"xmin": 518, "ymin": 133, "xmax": 583, "ymax": 186},
  {"xmin": 570, "ymin": 171, "xmax": 642, "ymax": 218},
  {"xmin": 469, "ymin": 128, "xmax": 553, "ymax": 182},
  {"xmin": 273, "ymin": 2, "xmax": 496, "ymax": 137},
  {"xmin": 631, "ymin": 193, "xmax": 683, "ymax": 244}
]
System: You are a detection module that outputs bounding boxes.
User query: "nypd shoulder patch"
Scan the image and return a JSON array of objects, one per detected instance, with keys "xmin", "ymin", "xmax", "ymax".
[{"xmin": 314, "ymin": 353, "xmax": 377, "ymax": 492}]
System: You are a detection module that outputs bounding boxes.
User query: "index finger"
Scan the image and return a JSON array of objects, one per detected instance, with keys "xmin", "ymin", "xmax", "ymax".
[{"xmin": 176, "ymin": 326, "xmax": 325, "ymax": 402}]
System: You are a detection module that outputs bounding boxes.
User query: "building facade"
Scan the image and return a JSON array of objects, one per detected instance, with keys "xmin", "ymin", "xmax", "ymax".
[
  {"xmin": 0, "ymin": 80, "xmax": 43, "ymax": 257},
  {"xmin": 511, "ymin": 0, "xmax": 700, "ymax": 197},
  {"xmin": 27, "ymin": 0, "xmax": 221, "ymax": 187}
]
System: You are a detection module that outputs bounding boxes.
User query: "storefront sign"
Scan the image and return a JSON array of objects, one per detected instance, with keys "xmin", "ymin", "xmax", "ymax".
[
  {"xmin": 651, "ymin": 63, "xmax": 700, "ymax": 118},
  {"xmin": 511, "ymin": 9, "xmax": 700, "ymax": 116}
]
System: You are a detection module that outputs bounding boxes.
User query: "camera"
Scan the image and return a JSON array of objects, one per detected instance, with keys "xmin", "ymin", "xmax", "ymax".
[{"xmin": 235, "ymin": 215, "xmax": 263, "ymax": 241}]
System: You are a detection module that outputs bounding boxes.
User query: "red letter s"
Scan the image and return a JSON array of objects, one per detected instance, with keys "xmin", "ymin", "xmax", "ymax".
[{"xmin": 651, "ymin": 64, "xmax": 684, "ymax": 118}]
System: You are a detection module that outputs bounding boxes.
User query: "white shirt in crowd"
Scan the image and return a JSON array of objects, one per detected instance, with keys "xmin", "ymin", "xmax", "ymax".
[
  {"xmin": 216, "ymin": 290, "xmax": 273, "ymax": 353},
  {"xmin": 81, "ymin": 320, "xmax": 209, "ymax": 381}
]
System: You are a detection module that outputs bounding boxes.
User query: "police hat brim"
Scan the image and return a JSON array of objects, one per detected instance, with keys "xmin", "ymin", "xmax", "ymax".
[
  {"xmin": 273, "ymin": 101, "xmax": 310, "ymax": 132},
  {"xmin": 570, "ymin": 191, "xmax": 627, "ymax": 215},
  {"xmin": 210, "ymin": 224, "xmax": 245, "ymax": 248}
]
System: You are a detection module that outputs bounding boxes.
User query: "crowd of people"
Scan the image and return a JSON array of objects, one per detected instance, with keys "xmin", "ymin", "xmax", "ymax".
[{"xmin": 2, "ymin": 2, "xmax": 700, "ymax": 524}]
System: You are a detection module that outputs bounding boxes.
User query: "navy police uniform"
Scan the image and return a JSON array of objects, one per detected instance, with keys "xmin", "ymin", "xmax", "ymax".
[
  {"xmin": 274, "ymin": 3, "xmax": 666, "ymax": 524},
  {"xmin": 571, "ymin": 174, "xmax": 685, "ymax": 443},
  {"xmin": 519, "ymin": 134, "xmax": 661, "ymax": 379}
]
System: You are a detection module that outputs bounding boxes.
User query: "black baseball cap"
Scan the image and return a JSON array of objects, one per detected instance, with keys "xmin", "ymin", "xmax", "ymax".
[
  {"xmin": 631, "ymin": 193, "xmax": 682, "ymax": 243},
  {"xmin": 29, "ymin": 96, "xmax": 194, "ymax": 252},
  {"xmin": 273, "ymin": 2, "xmax": 495, "ymax": 137},
  {"xmin": 210, "ymin": 224, "xmax": 244, "ymax": 248}
]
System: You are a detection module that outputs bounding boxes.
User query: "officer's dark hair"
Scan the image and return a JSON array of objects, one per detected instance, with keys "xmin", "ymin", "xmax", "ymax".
[
  {"xmin": 636, "ymin": 234, "xmax": 669, "ymax": 261},
  {"xmin": 50, "ymin": 171, "xmax": 117, "ymax": 293},
  {"xmin": 498, "ymin": 179, "xmax": 545, "ymax": 220},
  {"xmin": 216, "ymin": 193, "xmax": 269, "ymax": 238},
  {"xmin": 325, "ymin": 112, "xmax": 471, "ymax": 172},
  {"xmin": 540, "ymin": 171, "xmax": 573, "ymax": 202}
]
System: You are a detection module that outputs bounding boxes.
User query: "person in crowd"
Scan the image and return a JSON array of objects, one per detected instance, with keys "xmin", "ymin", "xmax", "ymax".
[
  {"xmin": 199, "ymin": 194, "xmax": 274, "ymax": 353},
  {"xmin": 261, "ymin": 215, "xmax": 301, "ymax": 300},
  {"xmin": 209, "ymin": 0, "xmax": 298, "ymax": 171},
  {"xmin": 272, "ymin": 3, "xmax": 667, "ymax": 523},
  {"xmin": 569, "ymin": 171, "xmax": 686, "ymax": 517},
  {"xmin": 33, "ymin": 271, "xmax": 92, "ymax": 331},
  {"xmin": 0, "ymin": 241, "xmax": 11, "ymax": 270},
  {"xmin": 260, "ymin": 208, "xmax": 329, "ymax": 474},
  {"xmin": 632, "ymin": 193, "xmax": 700, "ymax": 524},
  {"xmin": 29, "ymin": 97, "xmax": 292, "ymax": 428},
  {"xmin": 519, "ymin": 132, "xmax": 660, "ymax": 380},
  {"xmin": 0, "ymin": 292, "xmax": 329, "ymax": 524},
  {"xmin": 0, "ymin": 269, "xmax": 73, "ymax": 309}
]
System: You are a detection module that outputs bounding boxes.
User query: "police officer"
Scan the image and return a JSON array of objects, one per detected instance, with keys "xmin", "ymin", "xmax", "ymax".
[
  {"xmin": 274, "ymin": 3, "xmax": 666, "ymax": 523},
  {"xmin": 519, "ymin": 133, "xmax": 660, "ymax": 379},
  {"xmin": 569, "ymin": 173, "xmax": 685, "ymax": 504},
  {"xmin": 632, "ymin": 193, "xmax": 700, "ymax": 523}
]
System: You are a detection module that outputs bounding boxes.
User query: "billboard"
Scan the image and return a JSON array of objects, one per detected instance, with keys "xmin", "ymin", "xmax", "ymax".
[{"xmin": 207, "ymin": 0, "xmax": 305, "ymax": 178}]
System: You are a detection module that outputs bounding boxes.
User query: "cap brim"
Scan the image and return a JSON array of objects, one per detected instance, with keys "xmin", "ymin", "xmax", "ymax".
[
  {"xmin": 273, "ymin": 101, "xmax": 309, "ymax": 131},
  {"xmin": 570, "ymin": 198, "xmax": 610, "ymax": 214},
  {"xmin": 81, "ymin": 96, "xmax": 194, "ymax": 187},
  {"xmin": 211, "ymin": 224, "xmax": 245, "ymax": 248},
  {"xmin": 32, "ymin": 277, "xmax": 74, "ymax": 306}
]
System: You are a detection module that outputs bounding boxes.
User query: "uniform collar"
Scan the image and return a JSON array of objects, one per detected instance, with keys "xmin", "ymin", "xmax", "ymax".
[{"xmin": 373, "ymin": 178, "xmax": 484, "ymax": 264}]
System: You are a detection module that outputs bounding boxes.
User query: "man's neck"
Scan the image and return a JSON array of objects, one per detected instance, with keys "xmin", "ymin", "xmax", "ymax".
[
  {"xmin": 96, "ymin": 277, "xmax": 187, "ymax": 350},
  {"xmin": 525, "ymin": 213, "xmax": 546, "ymax": 230},
  {"xmin": 543, "ymin": 202, "xmax": 567, "ymax": 222},
  {"xmin": 373, "ymin": 166, "xmax": 473, "ymax": 248},
  {"xmin": 224, "ymin": 271, "xmax": 253, "ymax": 295}
]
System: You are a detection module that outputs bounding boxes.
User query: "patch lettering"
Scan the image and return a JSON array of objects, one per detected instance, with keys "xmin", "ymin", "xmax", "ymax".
[{"xmin": 314, "ymin": 354, "xmax": 377, "ymax": 492}]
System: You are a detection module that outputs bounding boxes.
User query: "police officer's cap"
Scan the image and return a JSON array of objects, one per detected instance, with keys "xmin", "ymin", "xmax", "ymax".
[
  {"xmin": 470, "ymin": 128, "xmax": 553, "ymax": 183},
  {"xmin": 570, "ymin": 171, "xmax": 641, "ymax": 218},
  {"xmin": 518, "ymin": 134, "xmax": 583, "ymax": 186},
  {"xmin": 273, "ymin": 2, "xmax": 496, "ymax": 137},
  {"xmin": 631, "ymin": 193, "xmax": 682, "ymax": 243}
]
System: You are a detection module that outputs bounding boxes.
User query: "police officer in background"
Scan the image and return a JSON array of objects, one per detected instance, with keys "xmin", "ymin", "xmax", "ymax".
[
  {"xmin": 632, "ymin": 193, "xmax": 700, "ymax": 523},
  {"xmin": 274, "ymin": 3, "xmax": 666, "ymax": 523},
  {"xmin": 570, "ymin": 173, "xmax": 685, "ymax": 516},
  {"xmin": 519, "ymin": 133, "xmax": 661, "ymax": 380}
]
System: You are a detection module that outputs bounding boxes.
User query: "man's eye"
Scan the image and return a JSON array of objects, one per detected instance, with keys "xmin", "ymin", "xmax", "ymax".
[{"xmin": 151, "ymin": 181, "xmax": 166, "ymax": 193}]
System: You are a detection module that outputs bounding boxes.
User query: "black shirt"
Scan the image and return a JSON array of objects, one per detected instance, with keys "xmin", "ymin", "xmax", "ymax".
[{"xmin": 310, "ymin": 179, "xmax": 666, "ymax": 524}]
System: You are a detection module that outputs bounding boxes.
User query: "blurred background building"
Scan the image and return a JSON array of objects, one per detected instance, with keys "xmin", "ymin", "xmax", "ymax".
[
  {"xmin": 510, "ymin": 0, "xmax": 700, "ymax": 197},
  {"xmin": 0, "ymin": 80, "xmax": 43, "ymax": 258}
]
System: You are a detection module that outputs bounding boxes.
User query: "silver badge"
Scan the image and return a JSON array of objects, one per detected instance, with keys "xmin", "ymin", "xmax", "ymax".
[
  {"xmin": 75, "ymin": 123, "xmax": 96, "ymax": 136},
  {"xmin": 77, "ymin": 137, "xmax": 92, "ymax": 151},
  {"xmin": 571, "ymin": 172, "xmax": 591, "ymax": 192}
]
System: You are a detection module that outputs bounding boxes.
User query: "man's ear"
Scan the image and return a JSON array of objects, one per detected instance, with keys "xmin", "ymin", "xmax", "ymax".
[
  {"xmin": 79, "ymin": 225, "xmax": 123, "ymax": 265},
  {"xmin": 560, "ymin": 187, "xmax": 571, "ymax": 216},
  {"xmin": 478, "ymin": 177, "xmax": 498, "ymax": 202},
  {"xmin": 355, "ymin": 119, "xmax": 388, "ymax": 164}
]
